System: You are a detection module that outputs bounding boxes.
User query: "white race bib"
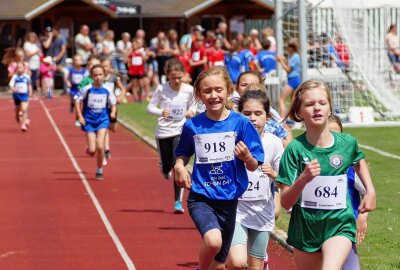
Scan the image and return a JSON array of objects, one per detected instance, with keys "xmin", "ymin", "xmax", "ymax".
[
  {"xmin": 192, "ymin": 51, "xmax": 200, "ymax": 62},
  {"xmin": 240, "ymin": 168, "xmax": 271, "ymax": 201},
  {"xmin": 214, "ymin": 61, "xmax": 224, "ymax": 66},
  {"xmin": 194, "ymin": 132, "xmax": 236, "ymax": 164},
  {"xmin": 88, "ymin": 93, "xmax": 107, "ymax": 110},
  {"xmin": 301, "ymin": 175, "xmax": 347, "ymax": 210},
  {"xmin": 132, "ymin": 56, "xmax": 142, "ymax": 65},
  {"xmin": 167, "ymin": 102, "xmax": 186, "ymax": 121},
  {"xmin": 15, "ymin": 82, "xmax": 28, "ymax": 93},
  {"xmin": 71, "ymin": 73, "xmax": 84, "ymax": 84}
]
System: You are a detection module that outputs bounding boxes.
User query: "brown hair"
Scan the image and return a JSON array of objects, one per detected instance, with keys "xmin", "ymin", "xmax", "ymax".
[
  {"xmin": 193, "ymin": 66, "xmax": 234, "ymax": 109},
  {"xmin": 90, "ymin": 64, "xmax": 105, "ymax": 75},
  {"xmin": 244, "ymin": 82, "xmax": 267, "ymax": 93},
  {"xmin": 287, "ymin": 39, "xmax": 300, "ymax": 54},
  {"xmin": 328, "ymin": 114, "xmax": 343, "ymax": 132},
  {"xmin": 285, "ymin": 79, "xmax": 333, "ymax": 122},
  {"xmin": 164, "ymin": 58, "xmax": 185, "ymax": 75}
]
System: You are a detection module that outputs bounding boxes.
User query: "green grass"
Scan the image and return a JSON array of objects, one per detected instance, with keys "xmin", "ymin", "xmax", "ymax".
[{"xmin": 118, "ymin": 104, "xmax": 400, "ymax": 269}]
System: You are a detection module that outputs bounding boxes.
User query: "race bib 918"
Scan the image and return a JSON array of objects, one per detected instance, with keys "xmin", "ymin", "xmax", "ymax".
[
  {"xmin": 194, "ymin": 132, "xmax": 236, "ymax": 164},
  {"xmin": 301, "ymin": 174, "xmax": 347, "ymax": 210}
]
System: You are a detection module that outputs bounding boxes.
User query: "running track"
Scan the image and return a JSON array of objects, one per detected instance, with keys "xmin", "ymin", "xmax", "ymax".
[{"xmin": 0, "ymin": 96, "xmax": 295, "ymax": 269}]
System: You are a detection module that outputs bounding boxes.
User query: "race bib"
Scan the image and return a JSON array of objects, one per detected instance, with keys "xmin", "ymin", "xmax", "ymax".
[
  {"xmin": 301, "ymin": 175, "xmax": 347, "ymax": 210},
  {"xmin": 194, "ymin": 132, "xmax": 236, "ymax": 164},
  {"xmin": 214, "ymin": 61, "xmax": 224, "ymax": 66},
  {"xmin": 167, "ymin": 102, "xmax": 186, "ymax": 121},
  {"xmin": 15, "ymin": 82, "xmax": 28, "ymax": 93},
  {"xmin": 71, "ymin": 73, "xmax": 84, "ymax": 84},
  {"xmin": 240, "ymin": 168, "xmax": 271, "ymax": 201},
  {"xmin": 88, "ymin": 93, "xmax": 107, "ymax": 110},
  {"xmin": 192, "ymin": 51, "xmax": 200, "ymax": 62},
  {"xmin": 132, "ymin": 56, "xmax": 142, "ymax": 65}
]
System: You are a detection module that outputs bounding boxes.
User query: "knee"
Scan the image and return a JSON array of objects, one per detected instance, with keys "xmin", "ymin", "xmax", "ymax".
[{"xmin": 203, "ymin": 234, "xmax": 222, "ymax": 254}]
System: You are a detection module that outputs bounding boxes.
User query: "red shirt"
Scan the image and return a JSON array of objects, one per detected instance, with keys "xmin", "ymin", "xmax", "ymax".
[
  {"xmin": 336, "ymin": 43, "xmax": 350, "ymax": 66},
  {"xmin": 128, "ymin": 50, "xmax": 145, "ymax": 76},
  {"xmin": 178, "ymin": 52, "xmax": 192, "ymax": 74},
  {"xmin": 191, "ymin": 45, "xmax": 207, "ymax": 70},
  {"xmin": 208, "ymin": 49, "xmax": 225, "ymax": 67}
]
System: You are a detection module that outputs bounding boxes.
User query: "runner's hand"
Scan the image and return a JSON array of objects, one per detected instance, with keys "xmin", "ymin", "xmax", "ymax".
[
  {"xmin": 299, "ymin": 159, "xmax": 320, "ymax": 184},
  {"xmin": 162, "ymin": 109, "xmax": 171, "ymax": 119},
  {"xmin": 261, "ymin": 163, "xmax": 277, "ymax": 179},
  {"xmin": 358, "ymin": 191, "xmax": 376, "ymax": 213},
  {"xmin": 356, "ymin": 212, "xmax": 368, "ymax": 244},
  {"xmin": 78, "ymin": 116, "xmax": 86, "ymax": 126},
  {"xmin": 234, "ymin": 141, "xmax": 252, "ymax": 162},
  {"xmin": 174, "ymin": 165, "xmax": 191, "ymax": 189}
]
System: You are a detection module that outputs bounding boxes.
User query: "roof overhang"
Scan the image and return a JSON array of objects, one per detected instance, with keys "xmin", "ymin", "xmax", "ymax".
[
  {"xmin": 25, "ymin": 0, "xmax": 63, "ymax": 21},
  {"xmin": 183, "ymin": 0, "xmax": 223, "ymax": 18}
]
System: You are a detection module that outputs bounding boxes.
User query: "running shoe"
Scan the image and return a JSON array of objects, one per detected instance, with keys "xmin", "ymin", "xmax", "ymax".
[
  {"xmin": 21, "ymin": 124, "xmax": 27, "ymax": 132},
  {"xmin": 95, "ymin": 169, "xmax": 103, "ymax": 180},
  {"xmin": 105, "ymin": 150, "xmax": 111, "ymax": 159},
  {"xmin": 102, "ymin": 158, "xmax": 108, "ymax": 166},
  {"xmin": 163, "ymin": 171, "xmax": 172, "ymax": 180},
  {"xmin": 75, "ymin": 120, "xmax": 81, "ymax": 127},
  {"xmin": 174, "ymin": 201, "xmax": 184, "ymax": 214}
]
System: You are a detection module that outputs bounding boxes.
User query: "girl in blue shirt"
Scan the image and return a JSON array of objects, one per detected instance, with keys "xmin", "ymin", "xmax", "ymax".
[
  {"xmin": 75, "ymin": 64, "xmax": 117, "ymax": 180},
  {"xmin": 225, "ymin": 39, "xmax": 243, "ymax": 84},
  {"xmin": 174, "ymin": 67, "xmax": 264, "ymax": 270},
  {"xmin": 277, "ymin": 39, "xmax": 302, "ymax": 117}
]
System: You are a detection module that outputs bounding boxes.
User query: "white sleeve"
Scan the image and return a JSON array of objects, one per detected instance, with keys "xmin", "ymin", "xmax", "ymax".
[
  {"xmin": 146, "ymin": 86, "xmax": 163, "ymax": 116},
  {"xmin": 9, "ymin": 75, "xmax": 17, "ymax": 88},
  {"xmin": 354, "ymin": 173, "xmax": 367, "ymax": 195},
  {"xmin": 271, "ymin": 136, "xmax": 284, "ymax": 172},
  {"xmin": 108, "ymin": 89, "xmax": 117, "ymax": 106},
  {"xmin": 270, "ymin": 107, "xmax": 282, "ymax": 123},
  {"xmin": 116, "ymin": 40, "xmax": 124, "ymax": 51},
  {"xmin": 74, "ymin": 84, "xmax": 90, "ymax": 102}
]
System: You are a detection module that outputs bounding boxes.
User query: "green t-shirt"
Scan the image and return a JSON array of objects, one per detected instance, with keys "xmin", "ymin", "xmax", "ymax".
[
  {"xmin": 277, "ymin": 131, "xmax": 365, "ymax": 252},
  {"xmin": 79, "ymin": 76, "xmax": 93, "ymax": 89}
]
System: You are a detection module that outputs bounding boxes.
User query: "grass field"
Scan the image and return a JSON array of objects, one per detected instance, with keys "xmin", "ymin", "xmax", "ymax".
[{"xmin": 119, "ymin": 102, "xmax": 400, "ymax": 270}]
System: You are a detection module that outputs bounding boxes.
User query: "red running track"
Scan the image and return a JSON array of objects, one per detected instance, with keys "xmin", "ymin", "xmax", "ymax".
[{"xmin": 0, "ymin": 96, "xmax": 296, "ymax": 269}]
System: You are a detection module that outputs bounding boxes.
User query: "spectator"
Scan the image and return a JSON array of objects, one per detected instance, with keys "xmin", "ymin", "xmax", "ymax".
[
  {"xmin": 23, "ymin": 32, "xmax": 42, "ymax": 91},
  {"xmin": 95, "ymin": 21, "xmax": 109, "ymax": 40},
  {"xmin": 75, "ymin": 24, "xmax": 95, "ymax": 66},
  {"xmin": 386, "ymin": 24, "xmax": 400, "ymax": 71},
  {"xmin": 3, "ymin": 47, "xmax": 30, "ymax": 79},
  {"xmin": 335, "ymin": 33, "xmax": 350, "ymax": 68},
  {"xmin": 167, "ymin": 29, "xmax": 180, "ymax": 57},
  {"xmin": 307, "ymin": 32, "xmax": 323, "ymax": 68},
  {"xmin": 256, "ymin": 39, "xmax": 276, "ymax": 75},
  {"xmin": 180, "ymin": 25, "xmax": 204, "ymax": 49},
  {"xmin": 215, "ymin": 21, "xmax": 231, "ymax": 50},
  {"xmin": 261, "ymin": 27, "xmax": 276, "ymax": 52},
  {"xmin": 249, "ymin": 28, "xmax": 262, "ymax": 54},
  {"xmin": 101, "ymin": 30, "xmax": 117, "ymax": 69},
  {"xmin": 189, "ymin": 34, "xmax": 207, "ymax": 83},
  {"xmin": 116, "ymin": 32, "xmax": 132, "ymax": 85},
  {"xmin": 204, "ymin": 30, "xmax": 216, "ymax": 53},
  {"xmin": 320, "ymin": 32, "xmax": 343, "ymax": 68},
  {"xmin": 42, "ymin": 26, "xmax": 67, "ymax": 67}
]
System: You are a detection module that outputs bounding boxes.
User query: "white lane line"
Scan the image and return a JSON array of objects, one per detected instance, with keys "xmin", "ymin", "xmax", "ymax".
[
  {"xmin": 39, "ymin": 101, "xmax": 136, "ymax": 270},
  {"xmin": 359, "ymin": 144, "xmax": 400, "ymax": 160}
]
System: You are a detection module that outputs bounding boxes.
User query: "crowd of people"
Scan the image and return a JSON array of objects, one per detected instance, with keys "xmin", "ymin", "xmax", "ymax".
[{"xmin": 2, "ymin": 20, "xmax": 380, "ymax": 270}]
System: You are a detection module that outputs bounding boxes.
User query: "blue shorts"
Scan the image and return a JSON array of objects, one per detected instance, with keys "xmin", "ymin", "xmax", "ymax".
[
  {"xmin": 82, "ymin": 119, "xmax": 109, "ymax": 132},
  {"xmin": 287, "ymin": 76, "xmax": 302, "ymax": 90},
  {"xmin": 231, "ymin": 223, "xmax": 270, "ymax": 259},
  {"xmin": 13, "ymin": 93, "xmax": 29, "ymax": 106},
  {"xmin": 187, "ymin": 192, "xmax": 238, "ymax": 263}
]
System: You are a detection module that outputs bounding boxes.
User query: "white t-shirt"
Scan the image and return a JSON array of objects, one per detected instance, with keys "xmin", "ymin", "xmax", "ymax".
[
  {"xmin": 236, "ymin": 132, "xmax": 284, "ymax": 231},
  {"xmin": 75, "ymin": 33, "xmax": 92, "ymax": 64},
  {"xmin": 116, "ymin": 40, "xmax": 132, "ymax": 61},
  {"xmin": 147, "ymin": 82, "xmax": 195, "ymax": 138},
  {"xmin": 23, "ymin": 42, "xmax": 41, "ymax": 70},
  {"xmin": 102, "ymin": 40, "xmax": 116, "ymax": 60}
]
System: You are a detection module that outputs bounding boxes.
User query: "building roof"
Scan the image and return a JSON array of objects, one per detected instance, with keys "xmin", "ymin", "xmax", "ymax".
[
  {"xmin": 0, "ymin": 0, "xmax": 116, "ymax": 20},
  {"xmin": 0, "ymin": 0, "xmax": 274, "ymax": 20}
]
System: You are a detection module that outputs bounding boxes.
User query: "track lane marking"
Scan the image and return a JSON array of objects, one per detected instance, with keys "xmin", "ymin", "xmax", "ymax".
[
  {"xmin": 40, "ymin": 100, "xmax": 136, "ymax": 270},
  {"xmin": 359, "ymin": 144, "xmax": 400, "ymax": 160}
]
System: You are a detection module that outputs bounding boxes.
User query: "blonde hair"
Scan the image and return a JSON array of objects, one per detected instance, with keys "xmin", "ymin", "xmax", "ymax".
[
  {"xmin": 244, "ymin": 82, "xmax": 267, "ymax": 93},
  {"xmin": 193, "ymin": 66, "xmax": 234, "ymax": 109},
  {"xmin": 286, "ymin": 79, "xmax": 333, "ymax": 122}
]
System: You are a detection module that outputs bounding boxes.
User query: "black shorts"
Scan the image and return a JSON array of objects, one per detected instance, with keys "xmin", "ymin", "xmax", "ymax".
[
  {"xmin": 128, "ymin": 74, "xmax": 145, "ymax": 80},
  {"xmin": 188, "ymin": 192, "xmax": 238, "ymax": 263},
  {"xmin": 156, "ymin": 135, "xmax": 180, "ymax": 175}
]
